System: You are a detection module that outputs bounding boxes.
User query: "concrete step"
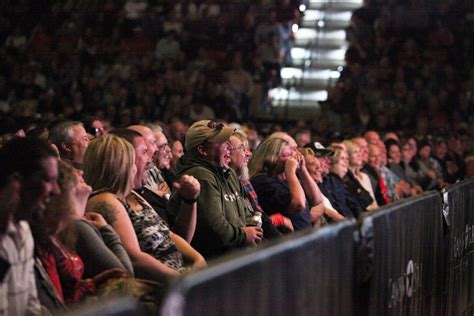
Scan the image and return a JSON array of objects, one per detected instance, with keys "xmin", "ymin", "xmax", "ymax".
[
  {"xmin": 292, "ymin": 57, "xmax": 345, "ymax": 69},
  {"xmin": 281, "ymin": 67, "xmax": 340, "ymax": 89},
  {"xmin": 291, "ymin": 46, "xmax": 347, "ymax": 66},
  {"xmin": 269, "ymin": 87, "xmax": 328, "ymax": 107},
  {"xmin": 302, "ymin": 9, "xmax": 353, "ymax": 23},
  {"xmin": 294, "ymin": 28, "xmax": 346, "ymax": 47},
  {"xmin": 308, "ymin": 0, "xmax": 362, "ymax": 11},
  {"xmin": 301, "ymin": 18, "xmax": 350, "ymax": 29}
]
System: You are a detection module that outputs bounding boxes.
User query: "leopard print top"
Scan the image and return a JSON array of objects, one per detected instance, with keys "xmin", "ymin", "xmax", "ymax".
[{"xmin": 122, "ymin": 191, "xmax": 186, "ymax": 272}]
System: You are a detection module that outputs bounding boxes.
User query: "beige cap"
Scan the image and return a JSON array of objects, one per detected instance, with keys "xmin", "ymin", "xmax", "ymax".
[{"xmin": 185, "ymin": 120, "xmax": 235, "ymax": 151}]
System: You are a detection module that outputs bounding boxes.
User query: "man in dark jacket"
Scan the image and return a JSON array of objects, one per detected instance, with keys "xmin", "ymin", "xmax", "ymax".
[{"xmin": 168, "ymin": 120, "xmax": 263, "ymax": 259}]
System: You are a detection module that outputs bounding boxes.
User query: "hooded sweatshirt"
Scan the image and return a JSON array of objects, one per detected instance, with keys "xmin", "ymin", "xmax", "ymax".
[{"xmin": 167, "ymin": 152, "xmax": 251, "ymax": 259}]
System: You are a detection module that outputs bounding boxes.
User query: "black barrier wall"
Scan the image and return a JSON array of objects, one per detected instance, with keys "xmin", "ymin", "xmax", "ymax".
[
  {"xmin": 161, "ymin": 221, "xmax": 357, "ymax": 316},
  {"xmin": 359, "ymin": 192, "xmax": 444, "ymax": 315},
  {"xmin": 159, "ymin": 180, "xmax": 474, "ymax": 316},
  {"xmin": 445, "ymin": 179, "xmax": 474, "ymax": 316}
]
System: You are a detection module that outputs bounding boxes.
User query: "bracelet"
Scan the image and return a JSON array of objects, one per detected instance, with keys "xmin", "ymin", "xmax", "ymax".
[{"xmin": 181, "ymin": 196, "xmax": 199, "ymax": 204}]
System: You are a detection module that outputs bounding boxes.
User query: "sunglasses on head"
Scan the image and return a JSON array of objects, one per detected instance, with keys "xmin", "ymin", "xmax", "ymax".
[{"xmin": 207, "ymin": 121, "xmax": 224, "ymax": 131}]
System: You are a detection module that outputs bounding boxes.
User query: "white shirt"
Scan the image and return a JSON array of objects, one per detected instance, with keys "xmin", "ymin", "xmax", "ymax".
[{"xmin": 0, "ymin": 220, "xmax": 41, "ymax": 315}]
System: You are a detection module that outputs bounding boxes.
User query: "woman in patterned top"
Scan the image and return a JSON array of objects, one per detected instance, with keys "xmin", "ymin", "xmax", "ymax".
[{"xmin": 83, "ymin": 134, "xmax": 206, "ymax": 282}]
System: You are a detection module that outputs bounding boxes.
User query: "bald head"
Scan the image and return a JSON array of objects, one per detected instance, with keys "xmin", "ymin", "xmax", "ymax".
[
  {"xmin": 128, "ymin": 125, "xmax": 158, "ymax": 160},
  {"xmin": 365, "ymin": 130, "xmax": 381, "ymax": 145},
  {"xmin": 269, "ymin": 132, "xmax": 297, "ymax": 153}
]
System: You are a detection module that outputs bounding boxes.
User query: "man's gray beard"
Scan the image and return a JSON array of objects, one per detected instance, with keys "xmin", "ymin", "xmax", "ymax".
[{"xmin": 239, "ymin": 165, "xmax": 250, "ymax": 181}]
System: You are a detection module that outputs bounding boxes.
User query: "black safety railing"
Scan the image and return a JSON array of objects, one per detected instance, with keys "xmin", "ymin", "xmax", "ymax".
[{"xmin": 159, "ymin": 178, "xmax": 474, "ymax": 316}]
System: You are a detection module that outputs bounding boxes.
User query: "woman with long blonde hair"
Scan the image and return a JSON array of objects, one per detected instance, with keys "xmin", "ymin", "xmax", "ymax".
[
  {"xmin": 83, "ymin": 134, "xmax": 205, "ymax": 282},
  {"xmin": 249, "ymin": 136, "xmax": 314, "ymax": 231}
]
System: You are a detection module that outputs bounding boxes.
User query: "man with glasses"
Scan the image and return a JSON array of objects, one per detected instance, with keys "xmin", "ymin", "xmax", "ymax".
[
  {"xmin": 168, "ymin": 120, "xmax": 263, "ymax": 259},
  {"xmin": 228, "ymin": 131, "xmax": 284, "ymax": 237}
]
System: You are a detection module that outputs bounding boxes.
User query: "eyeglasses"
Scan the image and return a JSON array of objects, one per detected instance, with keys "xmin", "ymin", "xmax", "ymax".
[
  {"xmin": 207, "ymin": 121, "xmax": 224, "ymax": 131},
  {"xmin": 230, "ymin": 144, "xmax": 246, "ymax": 152},
  {"xmin": 88, "ymin": 127, "xmax": 104, "ymax": 135},
  {"xmin": 158, "ymin": 143, "xmax": 170, "ymax": 151}
]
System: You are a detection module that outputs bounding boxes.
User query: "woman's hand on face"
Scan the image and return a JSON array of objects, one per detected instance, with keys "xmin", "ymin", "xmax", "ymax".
[
  {"xmin": 295, "ymin": 152, "xmax": 307, "ymax": 172},
  {"xmin": 84, "ymin": 212, "xmax": 108, "ymax": 229},
  {"xmin": 285, "ymin": 157, "xmax": 300, "ymax": 174}
]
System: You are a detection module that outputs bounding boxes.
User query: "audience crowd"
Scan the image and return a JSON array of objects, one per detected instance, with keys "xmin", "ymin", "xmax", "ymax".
[{"xmin": 0, "ymin": 0, "xmax": 472, "ymax": 314}]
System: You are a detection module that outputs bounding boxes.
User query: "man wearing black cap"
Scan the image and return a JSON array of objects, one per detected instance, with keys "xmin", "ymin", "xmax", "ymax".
[
  {"xmin": 304, "ymin": 141, "xmax": 334, "ymax": 177},
  {"xmin": 167, "ymin": 120, "xmax": 263, "ymax": 259}
]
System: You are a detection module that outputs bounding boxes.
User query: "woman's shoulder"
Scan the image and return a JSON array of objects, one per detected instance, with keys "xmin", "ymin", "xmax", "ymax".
[
  {"xmin": 87, "ymin": 192, "xmax": 127, "ymax": 221},
  {"xmin": 89, "ymin": 192, "xmax": 122, "ymax": 204}
]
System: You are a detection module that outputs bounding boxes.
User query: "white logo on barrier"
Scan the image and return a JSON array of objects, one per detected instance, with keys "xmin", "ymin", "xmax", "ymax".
[
  {"xmin": 388, "ymin": 260, "xmax": 422, "ymax": 309},
  {"xmin": 453, "ymin": 224, "xmax": 474, "ymax": 259},
  {"xmin": 406, "ymin": 260, "xmax": 414, "ymax": 298}
]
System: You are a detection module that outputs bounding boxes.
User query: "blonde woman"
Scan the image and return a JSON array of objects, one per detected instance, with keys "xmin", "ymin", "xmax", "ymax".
[
  {"xmin": 344, "ymin": 140, "xmax": 378, "ymax": 211},
  {"xmin": 248, "ymin": 137, "xmax": 314, "ymax": 231},
  {"xmin": 83, "ymin": 135, "xmax": 205, "ymax": 282},
  {"xmin": 319, "ymin": 146, "xmax": 363, "ymax": 219},
  {"xmin": 298, "ymin": 147, "xmax": 345, "ymax": 222}
]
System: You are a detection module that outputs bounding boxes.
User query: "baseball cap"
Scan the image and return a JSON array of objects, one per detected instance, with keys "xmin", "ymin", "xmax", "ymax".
[
  {"xmin": 304, "ymin": 141, "xmax": 334, "ymax": 157},
  {"xmin": 185, "ymin": 120, "xmax": 235, "ymax": 151}
]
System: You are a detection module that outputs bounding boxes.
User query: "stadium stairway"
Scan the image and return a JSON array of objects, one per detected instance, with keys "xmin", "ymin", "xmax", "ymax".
[{"xmin": 265, "ymin": 0, "xmax": 362, "ymax": 121}]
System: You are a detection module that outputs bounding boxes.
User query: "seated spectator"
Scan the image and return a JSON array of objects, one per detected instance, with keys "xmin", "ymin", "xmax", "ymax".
[
  {"xmin": 83, "ymin": 135, "xmax": 206, "ymax": 281},
  {"xmin": 353, "ymin": 137, "xmax": 369, "ymax": 165},
  {"xmin": 83, "ymin": 117, "xmax": 106, "ymax": 139},
  {"xmin": 385, "ymin": 139, "xmax": 422, "ymax": 196},
  {"xmin": 0, "ymin": 137, "xmax": 60, "ymax": 315},
  {"xmin": 362, "ymin": 144, "xmax": 390, "ymax": 206},
  {"xmin": 378, "ymin": 141, "xmax": 411, "ymax": 202},
  {"xmin": 127, "ymin": 125, "xmax": 170, "ymax": 196},
  {"xmin": 229, "ymin": 131, "xmax": 284, "ymax": 236},
  {"xmin": 32, "ymin": 160, "xmax": 127, "ymax": 309},
  {"xmin": 49, "ymin": 121, "xmax": 90, "ymax": 170},
  {"xmin": 167, "ymin": 120, "xmax": 263, "ymax": 258},
  {"xmin": 432, "ymin": 137, "xmax": 464, "ymax": 183},
  {"xmin": 249, "ymin": 136, "xmax": 315, "ymax": 230},
  {"xmin": 111, "ymin": 128, "xmax": 200, "ymax": 242},
  {"xmin": 415, "ymin": 140, "xmax": 445, "ymax": 190},
  {"xmin": 299, "ymin": 147, "xmax": 346, "ymax": 222},
  {"xmin": 344, "ymin": 140, "xmax": 378, "ymax": 211},
  {"xmin": 270, "ymin": 132, "xmax": 324, "ymax": 220},
  {"xmin": 170, "ymin": 138, "xmax": 184, "ymax": 173},
  {"xmin": 320, "ymin": 145, "xmax": 364, "ymax": 219},
  {"xmin": 65, "ymin": 163, "xmax": 134, "ymax": 280},
  {"xmin": 399, "ymin": 138, "xmax": 424, "ymax": 187}
]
